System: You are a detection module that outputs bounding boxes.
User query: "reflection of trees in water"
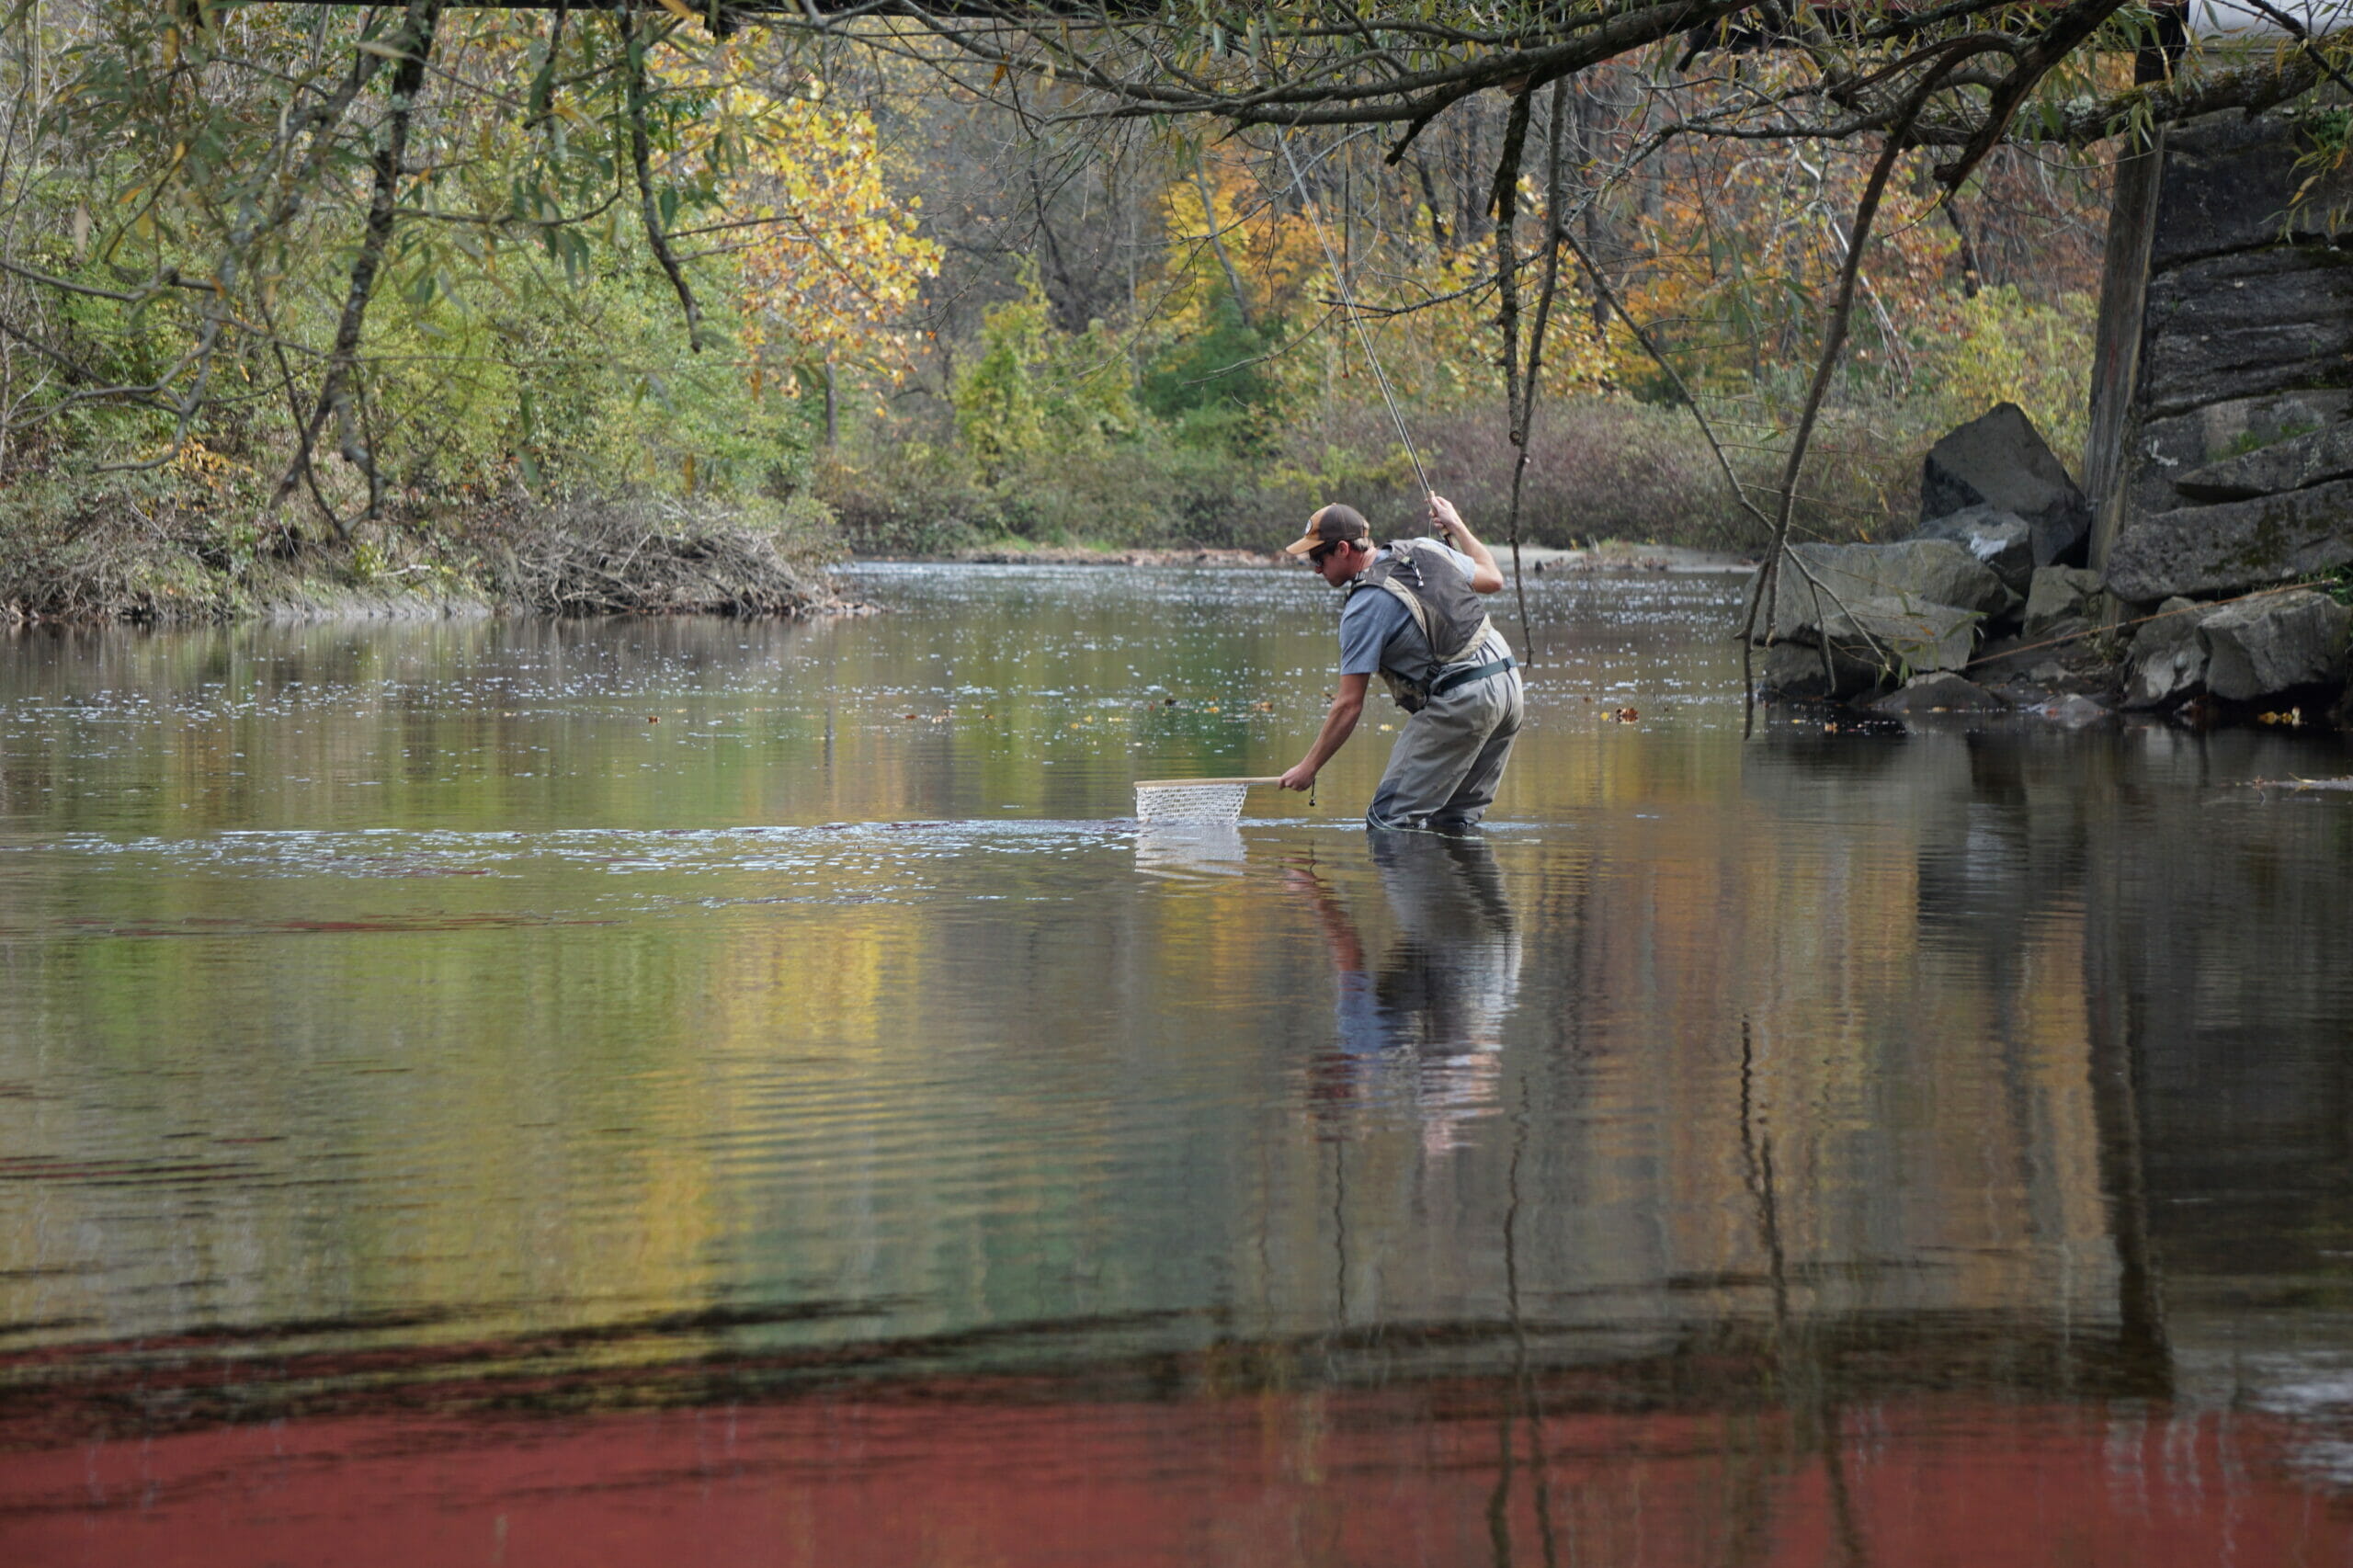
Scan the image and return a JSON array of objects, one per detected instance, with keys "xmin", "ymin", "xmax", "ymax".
[{"xmin": 1291, "ymin": 831, "xmax": 1523, "ymax": 1152}]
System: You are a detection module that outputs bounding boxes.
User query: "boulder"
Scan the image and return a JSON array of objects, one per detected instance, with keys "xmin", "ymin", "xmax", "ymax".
[
  {"xmin": 2105, "ymin": 479, "xmax": 2353, "ymax": 600},
  {"xmin": 2174, "ymin": 421, "xmax": 2353, "ymax": 503},
  {"xmin": 1756, "ymin": 639, "xmax": 1882, "ymax": 701},
  {"xmin": 2139, "ymin": 246, "xmax": 2353, "ymax": 420},
  {"xmin": 1820, "ymin": 597, "xmax": 1978, "ymax": 676},
  {"xmin": 1920, "ymin": 403, "xmax": 2092, "ymax": 567},
  {"xmin": 1915, "ymin": 505, "xmax": 2036, "ymax": 597},
  {"xmin": 1751, "ymin": 540, "xmax": 2011, "ymax": 642},
  {"xmin": 2122, "ymin": 597, "xmax": 2217, "ymax": 709},
  {"xmin": 1866, "ymin": 672, "xmax": 2009, "ymax": 714},
  {"xmin": 2199, "ymin": 589, "xmax": 2351, "ymax": 700},
  {"xmin": 2021, "ymin": 566, "xmax": 2106, "ymax": 642}
]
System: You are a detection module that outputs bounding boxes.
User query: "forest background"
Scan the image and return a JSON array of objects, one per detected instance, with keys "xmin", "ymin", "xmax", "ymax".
[{"xmin": 0, "ymin": 2, "xmax": 2131, "ymax": 615}]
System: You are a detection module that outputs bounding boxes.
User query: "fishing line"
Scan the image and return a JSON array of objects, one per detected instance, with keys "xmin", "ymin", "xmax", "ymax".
[{"xmin": 1277, "ymin": 130, "xmax": 1432, "ymax": 507}]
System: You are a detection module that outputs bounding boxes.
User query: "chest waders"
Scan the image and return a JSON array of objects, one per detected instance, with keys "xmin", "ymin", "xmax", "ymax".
[{"xmin": 1347, "ymin": 540, "xmax": 1497, "ymax": 713}]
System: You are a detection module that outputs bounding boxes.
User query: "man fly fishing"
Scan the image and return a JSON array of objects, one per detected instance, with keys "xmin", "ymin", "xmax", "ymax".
[{"xmin": 1279, "ymin": 496, "xmax": 1523, "ymax": 832}]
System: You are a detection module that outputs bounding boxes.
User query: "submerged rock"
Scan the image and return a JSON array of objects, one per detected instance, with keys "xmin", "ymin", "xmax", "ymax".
[
  {"xmin": 2029, "ymin": 693, "xmax": 2115, "ymax": 728},
  {"xmin": 1920, "ymin": 403, "xmax": 2092, "ymax": 567},
  {"xmin": 2199, "ymin": 589, "xmax": 2351, "ymax": 700},
  {"xmin": 1915, "ymin": 505, "xmax": 2036, "ymax": 597},
  {"xmin": 1866, "ymin": 672, "xmax": 2009, "ymax": 714}
]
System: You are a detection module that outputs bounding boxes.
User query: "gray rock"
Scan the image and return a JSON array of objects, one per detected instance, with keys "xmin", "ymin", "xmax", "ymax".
[
  {"xmin": 1820, "ymin": 597, "xmax": 1979, "ymax": 676},
  {"xmin": 1920, "ymin": 403, "xmax": 2092, "ymax": 566},
  {"xmin": 1968, "ymin": 631, "xmax": 2029, "ymax": 670},
  {"xmin": 1750, "ymin": 540, "xmax": 2012, "ymax": 642},
  {"xmin": 2140, "ymin": 246, "xmax": 2353, "ymax": 421},
  {"xmin": 2132, "ymin": 597, "xmax": 2207, "ymax": 654},
  {"xmin": 2199, "ymin": 588, "xmax": 2351, "ymax": 700},
  {"xmin": 2022, "ymin": 566, "xmax": 2107, "ymax": 642},
  {"xmin": 1756, "ymin": 639, "xmax": 1882, "ymax": 700},
  {"xmin": 1915, "ymin": 505, "xmax": 2036, "ymax": 597},
  {"xmin": 2126, "ymin": 392, "xmax": 2353, "ymax": 517},
  {"xmin": 2175, "ymin": 421, "xmax": 2353, "ymax": 502},
  {"xmin": 2122, "ymin": 597, "xmax": 2216, "ymax": 709},
  {"xmin": 2149, "ymin": 111, "xmax": 2353, "ymax": 272},
  {"xmin": 2105, "ymin": 478, "xmax": 2353, "ymax": 600},
  {"xmin": 2030, "ymin": 693, "xmax": 2116, "ymax": 729},
  {"xmin": 1866, "ymin": 672, "xmax": 2009, "ymax": 714}
]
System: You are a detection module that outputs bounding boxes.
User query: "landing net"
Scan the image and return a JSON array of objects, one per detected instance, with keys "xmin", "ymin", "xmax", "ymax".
[{"xmin": 1134, "ymin": 778, "xmax": 1275, "ymax": 824}]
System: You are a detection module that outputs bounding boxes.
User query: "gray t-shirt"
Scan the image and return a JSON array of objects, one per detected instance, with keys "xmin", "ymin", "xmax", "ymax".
[{"xmin": 1337, "ymin": 541, "xmax": 1502, "ymax": 678}]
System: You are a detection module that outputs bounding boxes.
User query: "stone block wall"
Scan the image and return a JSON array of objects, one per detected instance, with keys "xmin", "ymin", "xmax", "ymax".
[{"xmin": 2094, "ymin": 110, "xmax": 2353, "ymax": 604}]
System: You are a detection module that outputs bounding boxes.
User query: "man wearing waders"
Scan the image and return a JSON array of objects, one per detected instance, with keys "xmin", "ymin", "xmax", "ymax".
[{"xmin": 1278, "ymin": 496, "xmax": 1523, "ymax": 831}]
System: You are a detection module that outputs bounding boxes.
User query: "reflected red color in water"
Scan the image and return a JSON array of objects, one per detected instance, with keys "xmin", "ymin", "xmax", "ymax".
[{"xmin": 3, "ymin": 1386, "xmax": 2347, "ymax": 1567}]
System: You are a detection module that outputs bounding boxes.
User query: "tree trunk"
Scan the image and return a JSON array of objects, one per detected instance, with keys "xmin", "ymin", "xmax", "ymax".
[
  {"xmin": 622, "ymin": 7, "xmax": 702, "ymax": 349},
  {"xmin": 271, "ymin": 0, "xmax": 444, "ymax": 535},
  {"xmin": 1190, "ymin": 156, "xmax": 1254, "ymax": 328}
]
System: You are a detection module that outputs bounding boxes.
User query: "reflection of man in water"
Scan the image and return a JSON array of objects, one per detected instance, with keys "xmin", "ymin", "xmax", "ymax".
[{"xmin": 1287, "ymin": 832, "xmax": 1524, "ymax": 1148}]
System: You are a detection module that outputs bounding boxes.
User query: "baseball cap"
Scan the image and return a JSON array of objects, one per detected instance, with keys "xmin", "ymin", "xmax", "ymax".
[{"xmin": 1282, "ymin": 504, "xmax": 1371, "ymax": 557}]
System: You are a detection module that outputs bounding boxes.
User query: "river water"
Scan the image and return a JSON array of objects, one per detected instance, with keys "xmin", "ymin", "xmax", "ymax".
[{"xmin": 3, "ymin": 562, "xmax": 2353, "ymax": 1565}]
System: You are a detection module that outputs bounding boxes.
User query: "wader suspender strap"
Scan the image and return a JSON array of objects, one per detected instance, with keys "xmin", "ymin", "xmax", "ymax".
[
  {"xmin": 1347, "ymin": 543, "xmax": 1501, "ymax": 713},
  {"xmin": 1368, "ymin": 542, "xmax": 1492, "ymax": 668}
]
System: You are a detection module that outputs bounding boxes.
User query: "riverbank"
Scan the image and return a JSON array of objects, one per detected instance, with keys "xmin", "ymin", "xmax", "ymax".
[
  {"xmin": 887, "ymin": 539, "xmax": 1756, "ymax": 573},
  {"xmin": 0, "ymin": 494, "xmax": 847, "ymax": 628},
  {"xmin": 3, "ymin": 505, "xmax": 1753, "ymax": 628}
]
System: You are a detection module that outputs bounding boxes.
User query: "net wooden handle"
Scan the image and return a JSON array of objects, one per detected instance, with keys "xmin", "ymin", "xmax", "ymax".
[{"xmin": 1133, "ymin": 777, "xmax": 1286, "ymax": 789}]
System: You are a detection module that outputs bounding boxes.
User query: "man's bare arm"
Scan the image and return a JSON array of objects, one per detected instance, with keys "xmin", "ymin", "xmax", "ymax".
[
  {"xmin": 1279, "ymin": 673, "xmax": 1370, "ymax": 790},
  {"xmin": 1428, "ymin": 494, "xmax": 1505, "ymax": 594}
]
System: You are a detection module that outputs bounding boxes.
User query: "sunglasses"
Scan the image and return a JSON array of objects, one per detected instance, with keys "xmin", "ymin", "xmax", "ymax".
[{"xmin": 1307, "ymin": 540, "xmax": 1343, "ymax": 565}]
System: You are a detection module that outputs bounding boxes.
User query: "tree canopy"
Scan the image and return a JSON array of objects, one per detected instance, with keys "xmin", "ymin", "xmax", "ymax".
[{"xmin": 2, "ymin": 0, "xmax": 2344, "ymax": 568}]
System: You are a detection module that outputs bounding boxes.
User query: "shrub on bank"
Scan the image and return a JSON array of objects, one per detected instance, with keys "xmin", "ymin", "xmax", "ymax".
[
  {"xmin": 1, "ymin": 249, "xmax": 854, "ymax": 623},
  {"xmin": 820, "ymin": 262, "xmax": 2099, "ymax": 560},
  {"xmin": 819, "ymin": 417, "xmax": 1288, "ymax": 554},
  {"xmin": 1267, "ymin": 399, "xmax": 1740, "ymax": 551},
  {"xmin": 817, "ymin": 388, "xmax": 2010, "ymax": 559}
]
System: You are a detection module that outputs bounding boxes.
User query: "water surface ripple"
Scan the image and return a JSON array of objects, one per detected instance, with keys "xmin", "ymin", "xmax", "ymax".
[{"xmin": 3, "ymin": 563, "xmax": 2352, "ymax": 1565}]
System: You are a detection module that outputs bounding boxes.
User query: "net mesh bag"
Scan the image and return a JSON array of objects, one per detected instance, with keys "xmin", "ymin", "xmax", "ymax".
[{"xmin": 1135, "ymin": 779, "xmax": 1254, "ymax": 824}]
